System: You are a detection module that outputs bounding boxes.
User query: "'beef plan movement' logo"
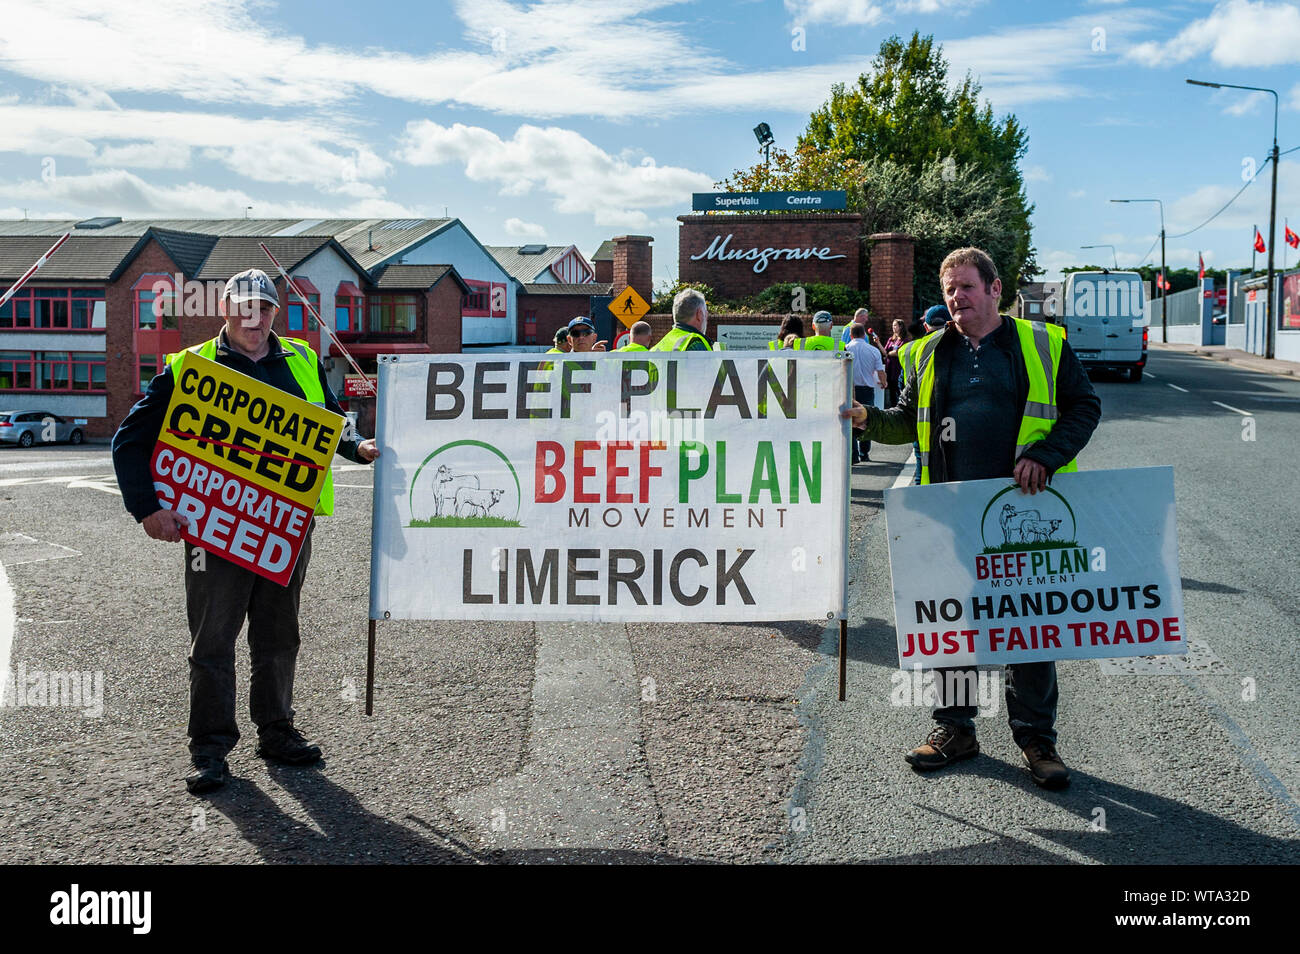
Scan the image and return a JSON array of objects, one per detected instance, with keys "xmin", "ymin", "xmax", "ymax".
[{"xmin": 976, "ymin": 484, "xmax": 1089, "ymax": 586}]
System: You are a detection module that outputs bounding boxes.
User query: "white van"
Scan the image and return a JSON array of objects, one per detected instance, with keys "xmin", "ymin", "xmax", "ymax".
[{"xmin": 1058, "ymin": 270, "xmax": 1148, "ymax": 382}]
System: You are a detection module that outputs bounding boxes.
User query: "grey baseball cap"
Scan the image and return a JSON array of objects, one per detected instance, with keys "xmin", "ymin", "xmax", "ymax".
[
  {"xmin": 812, "ymin": 310, "xmax": 833, "ymax": 325},
  {"xmin": 224, "ymin": 268, "xmax": 279, "ymax": 307}
]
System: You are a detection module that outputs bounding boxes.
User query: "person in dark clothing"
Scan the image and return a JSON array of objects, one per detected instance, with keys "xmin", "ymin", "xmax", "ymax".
[
  {"xmin": 843, "ymin": 248, "xmax": 1101, "ymax": 789},
  {"xmin": 112, "ymin": 268, "xmax": 380, "ymax": 795}
]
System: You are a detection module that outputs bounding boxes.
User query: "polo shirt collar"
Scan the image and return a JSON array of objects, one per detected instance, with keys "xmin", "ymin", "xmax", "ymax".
[{"xmin": 214, "ymin": 327, "xmax": 294, "ymax": 361}]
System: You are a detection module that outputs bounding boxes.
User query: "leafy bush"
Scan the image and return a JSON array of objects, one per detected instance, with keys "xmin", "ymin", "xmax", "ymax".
[
  {"xmin": 650, "ymin": 279, "xmax": 718, "ymax": 313},
  {"xmin": 752, "ymin": 282, "xmax": 868, "ymax": 316}
]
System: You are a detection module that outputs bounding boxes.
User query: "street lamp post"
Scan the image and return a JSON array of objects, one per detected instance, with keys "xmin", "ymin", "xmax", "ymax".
[
  {"xmin": 1081, "ymin": 244, "xmax": 1119, "ymax": 270},
  {"xmin": 1187, "ymin": 78, "xmax": 1278, "ymax": 359},
  {"xmin": 1111, "ymin": 199, "xmax": 1166, "ymax": 341}
]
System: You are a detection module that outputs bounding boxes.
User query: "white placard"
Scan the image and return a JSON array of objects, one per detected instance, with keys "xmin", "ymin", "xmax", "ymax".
[
  {"xmin": 884, "ymin": 467, "xmax": 1186, "ymax": 668},
  {"xmin": 369, "ymin": 353, "xmax": 851, "ymax": 623}
]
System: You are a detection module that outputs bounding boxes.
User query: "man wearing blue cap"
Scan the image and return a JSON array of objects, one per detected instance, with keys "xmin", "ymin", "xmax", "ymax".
[
  {"xmin": 565, "ymin": 315, "xmax": 607, "ymax": 352},
  {"xmin": 112, "ymin": 267, "xmax": 380, "ymax": 794}
]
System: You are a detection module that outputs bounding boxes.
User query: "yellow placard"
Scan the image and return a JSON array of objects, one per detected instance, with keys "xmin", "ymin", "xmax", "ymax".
[
  {"xmin": 157, "ymin": 352, "xmax": 342, "ymax": 510},
  {"xmin": 608, "ymin": 286, "xmax": 650, "ymax": 328}
]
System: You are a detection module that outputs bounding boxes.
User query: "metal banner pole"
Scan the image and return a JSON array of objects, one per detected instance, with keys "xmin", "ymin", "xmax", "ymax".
[
  {"xmin": 366, "ymin": 618, "xmax": 376, "ymax": 716},
  {"xmin": 839, "ymin": 353, "xmax": 852, "ymax": 701}
]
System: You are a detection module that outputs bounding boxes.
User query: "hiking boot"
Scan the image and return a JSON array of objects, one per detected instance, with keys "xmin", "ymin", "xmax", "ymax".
[
  {"xmin": 1022, "ymin": 739, "xmax": 1070, "ymax": 789},
  {"xmin": 904, "ymin": 723, "xmax": 979, "ymax": 770},
  {"xmin": 185, "ymin": 755, "xmax": 229, "ymax": 794},
  {"xmin": 256, "ymin": 722, "xmax": 323, "ymax": 766}
]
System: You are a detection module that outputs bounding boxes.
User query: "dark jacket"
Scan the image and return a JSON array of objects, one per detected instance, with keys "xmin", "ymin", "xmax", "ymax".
[
  {"xmin": 111, "ymin": 330, "xmax": 366, "ymax": 522},
  {"xmin": 861, "ymin": 316, "xmax": 1101, "ymax": 481}
]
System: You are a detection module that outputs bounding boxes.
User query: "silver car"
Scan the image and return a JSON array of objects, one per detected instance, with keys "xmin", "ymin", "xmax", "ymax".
[{"xmin": 0, "ymin": 410, "xmax": 86, "ymax": 447}]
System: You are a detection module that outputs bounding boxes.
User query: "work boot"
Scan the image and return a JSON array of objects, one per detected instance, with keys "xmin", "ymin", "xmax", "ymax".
[
  {"xmin": 185, "ymin": 755, "xmax": 229, "ymax": 794},
  {"xmin": 904, "ymin": 723, "xmax": 979, "ymax": 770},
  {"xmin": 1022, "ymin": 738, "xmax": 1071, "ymax": 789},
  {"xmin": 256, "ymin": 722, "xmax": 323, "ymax": 766}
]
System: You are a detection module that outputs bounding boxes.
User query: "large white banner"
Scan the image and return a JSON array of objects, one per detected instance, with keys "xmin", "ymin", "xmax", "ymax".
[
  {"xmin": 369, "ymin": 353, "xmax": 851, "ymax": 622},
  {"xmin": 885, "ymin": 467, "xmax": 1186, "ymax": 668}
]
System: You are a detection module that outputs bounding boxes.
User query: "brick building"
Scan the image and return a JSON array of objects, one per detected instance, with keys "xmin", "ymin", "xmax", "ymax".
[{"xmin": 0, "ymin": 217, "xmax": 488, "ymax": 438}]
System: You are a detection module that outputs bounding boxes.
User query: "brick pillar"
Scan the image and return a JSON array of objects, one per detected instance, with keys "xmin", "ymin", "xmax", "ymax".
[
  {"xmin": 869, "ymin": 232, "xmax": 915, "ymax": 327},
  {"xmin": 612, "ymin": 235, "xmax": 653, "ymax": 304}
]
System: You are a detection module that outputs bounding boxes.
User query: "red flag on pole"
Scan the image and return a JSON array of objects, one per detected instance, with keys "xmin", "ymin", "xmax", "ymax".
[
  {"xmin": 1156, "ymin": 272, "xmax": 1170, "ymax": 292},
  {"xmin": 1286, "ymin": 225, "xmax": 1299, "ymax": 249},
  {"xmin": 1197, "ymin": 252, "xmax": 1204, "ymax": 281},
  {"xmin": 1254, "ymin": 228, "xmax": 1266, "ymax": 253}
]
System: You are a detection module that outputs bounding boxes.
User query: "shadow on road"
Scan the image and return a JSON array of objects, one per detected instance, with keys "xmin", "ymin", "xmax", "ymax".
[{"xmin": 857, "ymin": 759, "xmax": 1299, "ymax": 864}]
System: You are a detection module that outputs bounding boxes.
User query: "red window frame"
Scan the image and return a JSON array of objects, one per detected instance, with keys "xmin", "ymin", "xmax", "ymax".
[
  {"xmin": 366, "ymin": 294, "xmax": 419, "ymax": 335},
  {"xmin": 288, "ymin": 293, "xmax": 320, "ymax": 332},
  {"xmin": 0, "ymin": 350, "xmax": 106, "ymax": 392},
  {"xmin": 0, "ymin": 287, "xmax": 105, "ymax": 331},
  {"xmin": 134, "ymin": 276, "xmax": 178, "ymax": 331},
  {"xmin": 522, "ymin": 309, "xmax": 538, "ymax": 345},
  {"xmin": 462, "ymin": 279, "xmax": 507, "ymax": 318}
]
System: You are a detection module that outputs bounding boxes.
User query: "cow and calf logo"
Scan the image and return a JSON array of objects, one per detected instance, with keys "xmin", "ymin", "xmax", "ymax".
[
  {"xmin": 976, "ymin": 485, "xmax": 1090, "ymax": 584},
  {"xmin": 408, "ymin": 440, "xmax": 522, "ymax": 527}
]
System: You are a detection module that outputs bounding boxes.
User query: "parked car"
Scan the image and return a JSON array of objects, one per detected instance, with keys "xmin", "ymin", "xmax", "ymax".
[{"xmin": 0, "ymin": 411, "xmax": 85, "ymax": 447}]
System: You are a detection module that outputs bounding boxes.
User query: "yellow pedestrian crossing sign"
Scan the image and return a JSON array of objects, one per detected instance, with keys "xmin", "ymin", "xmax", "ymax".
[{"xmin": 609, "ymin": 286, "xmax": 650, "ymax": 328}]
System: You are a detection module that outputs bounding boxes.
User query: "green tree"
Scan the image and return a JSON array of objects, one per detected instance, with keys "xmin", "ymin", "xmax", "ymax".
[{"xmin": 718, "ymin": 32, "xmax": 1036, "ymax": 310}]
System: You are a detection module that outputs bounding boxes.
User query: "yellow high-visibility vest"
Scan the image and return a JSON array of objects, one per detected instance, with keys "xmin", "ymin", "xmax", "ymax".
[
  {"xmin": 651, "ymin": 326, "xmax": 711, "ymax": 351},
  {"xmin": 910, "ymin": 319, "xmax": 1078, "ymax": 485}
]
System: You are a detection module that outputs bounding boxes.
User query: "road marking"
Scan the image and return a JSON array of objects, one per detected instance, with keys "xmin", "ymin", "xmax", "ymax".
[
  {"xmin": 1167, "ymin": 383, "xmax": 1189, "ymax": 393},
  {"xmin": 1144, "ymin": 371, "xmax": 1157, "ymax": 379},
  {"xmin": 1213, "ymin": 400, "xmax": 1252, "ymax": 416},
  {"xmin": 448, "ymin": 621, "xmax": 659, "ymax": 850},
  {"xmin": 0, "ymin": 533, "xmax": 82, "ymax": 566},
  {"xmin": 0, "ymin": 475, "xmax": 119, "ymax": 495},
  {"xmin": 0, "ymin": 560, "xmax": 11, "ymax": 704},
  {"xmin": 890, "ymin": 452, "xmax": 916, "ymax": 490}
]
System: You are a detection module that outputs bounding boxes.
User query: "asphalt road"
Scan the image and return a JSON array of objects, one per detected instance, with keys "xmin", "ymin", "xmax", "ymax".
[{"xmin": 0, "ymin": 347, "xmax": 1296, "ymax": 864}]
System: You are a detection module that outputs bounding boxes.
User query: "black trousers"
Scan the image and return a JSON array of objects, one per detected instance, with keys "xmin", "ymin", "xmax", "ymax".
[
  {"xmin": 853, "ymin": 385, "xmax": 874, "ymax": 459},
  {"xmin": 183, "ymin": 522, "xmax": 313, "ymax": 758},
  {"xmin": 932, "ymin": 661, "xmax": 1059, "ymax": 746}
]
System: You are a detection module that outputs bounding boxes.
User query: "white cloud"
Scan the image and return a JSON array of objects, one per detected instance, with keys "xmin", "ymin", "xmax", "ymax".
[
  {"xmin": 91, "ymin": 140, "xmax": 192, "ymax": 170},
  {"xmin": 1024, "ymin": 165, "xmax": 1052, "ymax": 182},
  {"xmin": 0, "ymin": 103, "xmax": 389, "ymax": 195},
  {"xmin": 504, "ymin": 217, "xmax": 547, "ymax": 239},
  {"xmin": 396, "ymin": 121, "xmax": 713, "ymax": 229},
  {"xmin": 0, "ymin": 169, "xmax": 416, "ymax": 219},
  {"xmin": 1069, "ymin": 189, "xmax": 1087, "ymax": 198},
  {"xmin": 1222, "ymin": 90, "xmax": 1269, "ymax": 116},
  {"xmin": 784, "ymin": 0, "xmax": 886, "ymax": 26},
  {"xmin": 0, "ymin": 0, "xmax": 1149, "ymax": 122},
  {"xmin": 1127, "ymin": 0, "xmax": 1300, "ymax": 68}
]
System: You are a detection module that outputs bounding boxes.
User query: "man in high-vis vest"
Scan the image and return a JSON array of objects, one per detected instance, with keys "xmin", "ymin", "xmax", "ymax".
[
  {"xmin": 651, "ymin": 288, "xmax": 712, "ymax": 351},
  {"xmin": 803, "ymin": 311, "xmax": 846, "ymax": 351},
  {"xmin": 112, "ymin": 268, "xmax": 380, "ymax": 795},
  {"xmin": 617, "ymin": 320, "xmax": 653, "ymax": 351},
  {"xmin": 844, "ymin": 248, "xmax": 1100, "ymax": 790}
]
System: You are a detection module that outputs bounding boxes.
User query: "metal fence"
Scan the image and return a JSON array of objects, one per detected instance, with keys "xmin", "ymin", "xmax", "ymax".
[{"xmin": 1144, "ymin": 285, "xmax": 1202, "ymax": 326}]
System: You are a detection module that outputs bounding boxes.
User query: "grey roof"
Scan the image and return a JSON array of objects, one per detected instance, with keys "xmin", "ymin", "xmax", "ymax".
[
  {"xmin": 486, "ymin": 245, "xmax": 568, "ymax": 283},
  {"xmin": 194, "ymin": 236, "xmax": 337, "ymax": 281},
  {"xmin": 149, "ymin": 228, "xmax": 219, "ymax": 277},
  {"xmin": 0, "ymin": 217, "xmax": 455, "ymax": 275},
  {"xmin": 0, "ymin": 235, "xmax": 140, "ymax": 281},
  {"xmin": 590, "ymin": 240, "xmax": 616, "ymax": 262},
  {"xmin": 372, "ymin": 264, "xmax": 469, "ymax": 293},
  {"xmin": 520, "ymin": 282, "xmax": 614, "ymax": 296}
]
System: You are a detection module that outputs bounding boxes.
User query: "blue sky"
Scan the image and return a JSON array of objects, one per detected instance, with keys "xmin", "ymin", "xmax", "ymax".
[{"xmin": 0, "ymin": 0, "xmax": 1298, "ymax": 287}]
